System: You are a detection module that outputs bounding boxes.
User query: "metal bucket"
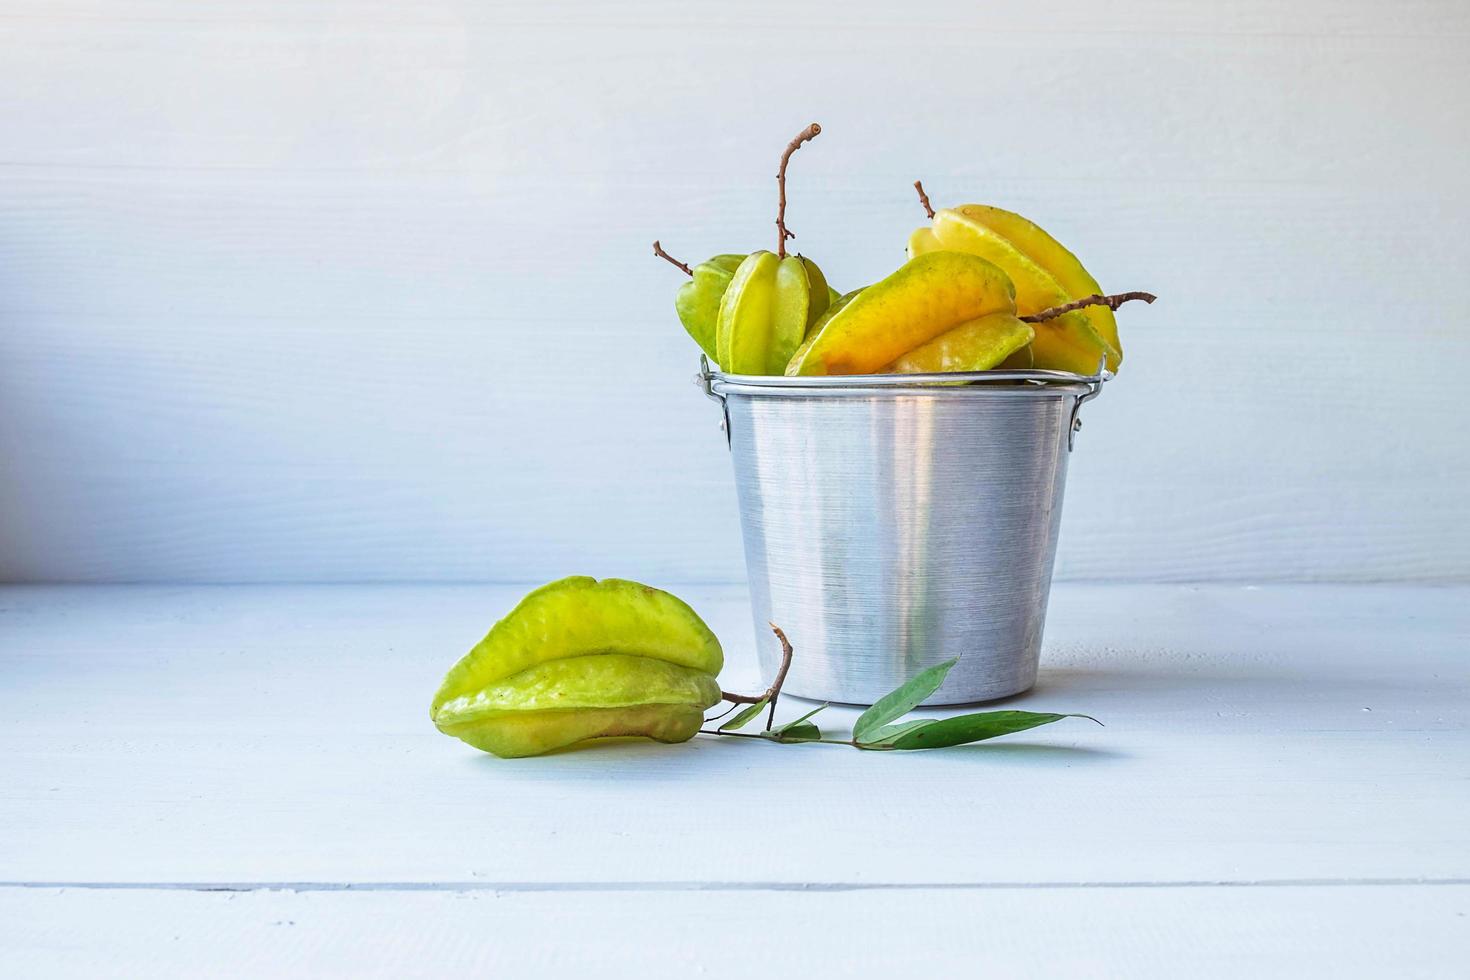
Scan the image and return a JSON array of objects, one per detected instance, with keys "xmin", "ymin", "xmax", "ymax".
[{"xmin": 699, "ymin": 359, "xmax": 1109, "ymax": 706}]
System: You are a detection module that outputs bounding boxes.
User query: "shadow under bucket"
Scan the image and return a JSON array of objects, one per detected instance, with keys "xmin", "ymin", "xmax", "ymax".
[{"xmin": 700, "ymin": 360, "xmax": 1109, "ymax": 707}]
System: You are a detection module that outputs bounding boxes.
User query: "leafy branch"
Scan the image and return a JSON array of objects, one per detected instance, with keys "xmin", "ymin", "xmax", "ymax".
[
  {"xmin": 703, "ymin": 628, "xmax": 1099, "ymax": 751},
  {"xmin": 714, "ymin": 622, "xmax": 794, "ymax": 729}
]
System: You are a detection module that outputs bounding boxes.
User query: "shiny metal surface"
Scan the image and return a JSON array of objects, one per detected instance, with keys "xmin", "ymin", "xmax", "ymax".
[{"xmin": 705, "ymin": 367, "xmax": 1103, "ymax": 706}]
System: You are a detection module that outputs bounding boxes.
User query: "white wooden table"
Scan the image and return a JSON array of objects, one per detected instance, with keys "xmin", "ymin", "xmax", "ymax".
[{"xmin": 2, "ymin": 583, "xmax": 1467, "ymax": 977}]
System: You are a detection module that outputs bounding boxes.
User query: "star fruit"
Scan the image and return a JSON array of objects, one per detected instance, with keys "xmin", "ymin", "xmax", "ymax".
[
  {"xmin": 786, "ymin": 251, "xmax": 1016, "ymax": 375},
  {"xmin": 716, "ymin": 251, "xmax": 831, "ymax": 375},
  {"xmin": 431, "ymin": 577, "xmax": 723, "ymax": 758},
  {"xmin": 675, "ymin": 254, "xmax": 744, "ymax": 361},
  {"xmin": 908, "ymin": 204, "xmax": 1120, "ymax": 373},
  {"xmin": 886, "ymin": 312, "xmax": 1035, "ymax": 374}
]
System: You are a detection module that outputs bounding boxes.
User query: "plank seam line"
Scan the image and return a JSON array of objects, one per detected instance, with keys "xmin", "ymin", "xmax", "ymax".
[
  {"xmin": 0, "ymin": 162, "xmax": 1389, "ymax": 185},
  {"xmin": 2, "ymin": 878, "xmax": 1466, "ymax": 894}
]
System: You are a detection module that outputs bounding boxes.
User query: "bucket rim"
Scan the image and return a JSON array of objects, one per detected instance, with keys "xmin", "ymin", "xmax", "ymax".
[
  {"xmin": 695, "ymin": 358, "xmax": 1109, "ymax": 451},
  {"xmin": 701, "ymin": 361, "xmax": 1108, "ymax": 398}
]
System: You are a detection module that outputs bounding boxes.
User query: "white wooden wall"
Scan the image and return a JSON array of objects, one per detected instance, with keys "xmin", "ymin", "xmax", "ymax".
[{"xmin": 1, "ymin": 0, "xmax": 1466, "ymax": 583}]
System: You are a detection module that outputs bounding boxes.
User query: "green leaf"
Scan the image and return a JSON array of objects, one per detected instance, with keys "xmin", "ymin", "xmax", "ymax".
[
  {"xmin": 888, "ymin": 711, "xmax": 1094, "ymax": 750},
  {"xmin": 719, "ymin": 698, "xmax": 769, "ymax": 732},
  {"xmin": 769, "ymin": 703, "xmax": 828, "ymax": 735},
  {"xmin": 765, "ymin": 722, "xmax": 822, "ymax": 743},
  {"xmin": 856, "ymin": 719, "xmax": 938, "ymax": 748},
  {"xmin": 852, "ymin": 659, "xmax": 958, "ymax": 744}
]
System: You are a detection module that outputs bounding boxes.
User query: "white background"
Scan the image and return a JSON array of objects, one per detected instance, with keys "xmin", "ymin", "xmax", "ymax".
[{"xmin": 1, "ymin": 0, "xmax": 1466, "ymax": 584}]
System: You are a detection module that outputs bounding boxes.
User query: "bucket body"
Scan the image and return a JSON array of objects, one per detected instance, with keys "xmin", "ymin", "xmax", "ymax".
[{"xmin": 705, "ymin": 368, "xmax": 1102, "ymax": 706}]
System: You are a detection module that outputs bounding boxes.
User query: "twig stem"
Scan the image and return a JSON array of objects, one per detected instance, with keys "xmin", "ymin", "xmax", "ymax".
[
  {"xmin": 1020, "ymin": 291, "xmax": 1156, "ymax": 324},
  {"xmin": 698, "ymin": 729, "xmax": 855, "ymax": 747},
  {"xmin": 652, "ymin": 240, "xmax": 692, "ymax": 276},
  {"xmin": 702, "ymin": 701, "xmax": 741, "ymax": 724},
  {"xmin": 764, "ymin": 623, "xmax": 794, "ymax": 730},
  {"xmin": 775, "ymin": 123, "xmax": 821, "ymax": 258},
  {"xmin": 913, "ymin": 180, "xmax": 935, "ymax": 219},
  {"xmin": 717, "ymin": 622, "xmax": 796, "ymax": 731}
]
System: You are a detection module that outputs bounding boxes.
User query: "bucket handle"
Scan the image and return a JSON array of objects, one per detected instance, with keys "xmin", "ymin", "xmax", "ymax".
[
  {"xmin": 1067, "ymin": 354, "xmax": 1113, "ymax": 452},
  {"xmin": 696, "ymin": 355, "xmax": 732, "ymax": 449}
]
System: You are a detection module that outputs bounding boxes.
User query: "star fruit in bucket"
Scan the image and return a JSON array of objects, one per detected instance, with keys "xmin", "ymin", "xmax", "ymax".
[
  {"xmin": 907, "ymin": 200, "xmax": 1121, "ymax": 373},
  {"xmin": 669, "ymin": 250, "xmax": 833, "ymax": 371},
  {"xmin": 715, "ymin": 250, "xmax": 831, "ymax": 374},
  {"xmin": 786, "ymin": 251, "xmax": 1016, "ymax": 375},
  {"xmin": 656, "ymin": 124, "xmax": 835, "ymax": 375},
  {"xmin": 674, "ymin": 253, "xmax": 744, "ymax": 361},
  {"xmin": 885, "ymin": 312, "xmax": 1035, "ymax": 374},
  {"xmin": 431, "ymin": 577, "xmax": 723, "ymax": 758}
]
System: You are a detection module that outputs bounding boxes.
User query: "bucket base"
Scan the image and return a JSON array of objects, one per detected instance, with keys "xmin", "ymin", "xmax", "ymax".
[
  {"xmin": 774, "ymin": 655, "xmax": 1040, "ymax": 709},
  {"xmin": 779, "ymin": 676, "xmax": 1038, "ymax": 710}
]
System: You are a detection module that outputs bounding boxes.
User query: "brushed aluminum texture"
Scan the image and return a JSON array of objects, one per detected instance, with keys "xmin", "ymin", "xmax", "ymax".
[{"xmin": 705, "ymin": 367, "xmax": 1103, "ymax": 706}]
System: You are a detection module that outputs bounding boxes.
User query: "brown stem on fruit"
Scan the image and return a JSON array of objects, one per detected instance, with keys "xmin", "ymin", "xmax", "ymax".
[
  {"xmin": 1020, "ymin": 291, "xmax": 1157, "ymax": 323},
  {"xmin": 775, "ymin": 122, "xmax": 821, "ymax": 259},
  {"xmin": 653, "ymin": 240, "xmax": 692, "ymax": 277},
  {"xmin": 914, "ymin": 179, "xmax": 935, "ymax": 219},
  {"xmin": 717, "ymin": 622, "xmax": 797, "ymax": 732}
]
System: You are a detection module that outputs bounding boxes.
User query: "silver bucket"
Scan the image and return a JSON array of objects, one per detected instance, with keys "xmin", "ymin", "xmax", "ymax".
[{"xmin": 699, "ymin": 358, "xmax": 1109, "ymax": 706}]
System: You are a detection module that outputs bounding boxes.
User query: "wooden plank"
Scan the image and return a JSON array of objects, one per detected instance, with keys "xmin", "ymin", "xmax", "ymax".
[
  {"xmin": 3, "ymin": 11, "xmax": 1466, "ymax": 178},
  {"xmin": 3, "ymin": 885, "xmax": 1467, "ymax": 978},
  {"xmin": 0, "ymin": 178, "xmax": 1465, "ymax": 583},
  {"xmin": 2, "ymin": 585, "xmax": 1466, "ymax": 886},
  {"xmin": 1, "ymin": 300, "xmax": 1463, "ymax": 583},
  {"xmin": 5, "ymin": 0, "xmax": 1467, "ymax": 34},
  {"xmin": 0, "ymin": 1, "xmax": 1468, "ymax": 583}
]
